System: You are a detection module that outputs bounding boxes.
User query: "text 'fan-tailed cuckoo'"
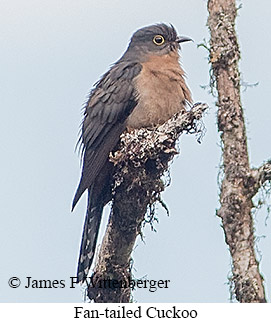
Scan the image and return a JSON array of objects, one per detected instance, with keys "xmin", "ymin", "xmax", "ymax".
[{"xmin": 72, "ymin": 23, "xmax": 192, "ymax": 283}]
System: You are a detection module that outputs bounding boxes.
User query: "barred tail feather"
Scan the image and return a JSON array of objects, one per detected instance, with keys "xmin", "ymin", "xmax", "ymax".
[{"xmin": 76, "ymin": 188, "xmax": 103, "ymax": 283}]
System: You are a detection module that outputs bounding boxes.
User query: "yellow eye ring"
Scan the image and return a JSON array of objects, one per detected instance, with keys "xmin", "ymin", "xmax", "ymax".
[{"xmin": 153, "ymin": 35, "xmax": 165, "ymax": 46}]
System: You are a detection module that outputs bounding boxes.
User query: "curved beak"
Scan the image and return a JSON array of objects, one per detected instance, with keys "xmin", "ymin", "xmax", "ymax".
[{"xmin": 176, "ymin": 36, "xmax": 193, "ymax": 43}]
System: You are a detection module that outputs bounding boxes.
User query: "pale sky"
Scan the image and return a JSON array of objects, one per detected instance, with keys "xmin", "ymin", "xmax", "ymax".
[{"xmin": 1, "ymin": 0, "xmax": 270, "ymax": 302}]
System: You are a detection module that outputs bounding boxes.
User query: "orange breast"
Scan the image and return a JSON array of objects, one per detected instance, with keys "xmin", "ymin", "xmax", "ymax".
[{"xmin": 127, "ymin": 53, "xmax": 192, "ymax": 129}]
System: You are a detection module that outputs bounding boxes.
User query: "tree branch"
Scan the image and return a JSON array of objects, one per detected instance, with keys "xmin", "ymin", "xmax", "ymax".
[
  {"xmin": 87, "ymin": 103, "xmax": 207, "ymax": 302},
  {"xmin": 250, "ymin": 160, "xmax": 271, "ymax": 197},
  {"xmin": 207, "ymin": 0, "xmax": 266, "ymax": 302}
]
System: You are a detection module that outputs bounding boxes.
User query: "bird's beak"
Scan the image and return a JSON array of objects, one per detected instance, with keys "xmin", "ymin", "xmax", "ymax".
[{"xmin": 176, "ymin": 36, "xmax": 193, "ymax": 43}]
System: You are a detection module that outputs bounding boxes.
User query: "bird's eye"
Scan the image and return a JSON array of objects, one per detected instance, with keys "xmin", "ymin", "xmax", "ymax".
[{"xmin": 153, "ymin": 35, "xmax": 165, "ymax": 46}]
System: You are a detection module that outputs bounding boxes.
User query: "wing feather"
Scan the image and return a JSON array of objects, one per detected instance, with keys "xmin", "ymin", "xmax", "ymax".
[{"xmin": 72, "ymin": 61, "xmax": 142, "ymax": 209}]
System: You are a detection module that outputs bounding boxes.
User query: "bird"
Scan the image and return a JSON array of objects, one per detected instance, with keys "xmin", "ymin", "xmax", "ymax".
[{"xmin": 72, "ymin": 23, "xmax": 192, "ymax": 283}]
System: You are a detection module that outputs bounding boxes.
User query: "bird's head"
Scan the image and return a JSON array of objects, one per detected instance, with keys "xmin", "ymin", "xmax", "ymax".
[{"xmin": 123, "ymin": 23, "xmax": 192, "ymax": 61}]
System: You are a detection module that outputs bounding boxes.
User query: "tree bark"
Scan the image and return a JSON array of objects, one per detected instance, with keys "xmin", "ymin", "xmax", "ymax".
[
  {"xmin": 86, "ymin": 103, "xmax": 207, "ymax": 302},
  {"xmin": 207, "ymin": 0, "xmax": 267, "ymax": 302}
]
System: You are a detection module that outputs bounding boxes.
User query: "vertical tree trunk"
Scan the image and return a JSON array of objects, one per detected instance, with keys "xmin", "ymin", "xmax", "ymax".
[
  {"xmin": 87, "ymin": 104, "xmax": 207, "ymax": 302},
  {"xmin": 207, "ymin": 0, "xmax": 266, "ymax": 302}
]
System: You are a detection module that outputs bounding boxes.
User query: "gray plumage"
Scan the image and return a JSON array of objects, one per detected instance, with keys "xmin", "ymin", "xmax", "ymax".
[
  {"xmin": 72, "ymin": 23, "xmax": 192, "ymax": 283},
  {"xmin": 72, "ymin": 61, "xmax": 141, "ymax": 210}
]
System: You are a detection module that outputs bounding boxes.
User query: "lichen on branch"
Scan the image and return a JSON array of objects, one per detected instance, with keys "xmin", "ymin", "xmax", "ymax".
[
  {"xmin": 87, "ymin": 103, "xmax": 207, "ymax": 303},
  {"xmin": 207, "ymin": 0, "xmax": 267, "ymax": 303}
]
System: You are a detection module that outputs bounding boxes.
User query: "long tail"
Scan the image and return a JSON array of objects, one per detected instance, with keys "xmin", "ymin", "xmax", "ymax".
[
  {"xmin": 76, "ymin": 187, "xmax": 103, "ymax": 283},
  {"xmin": 76, "ymin": 161, "xmax": 113, "ymax": 283}
]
